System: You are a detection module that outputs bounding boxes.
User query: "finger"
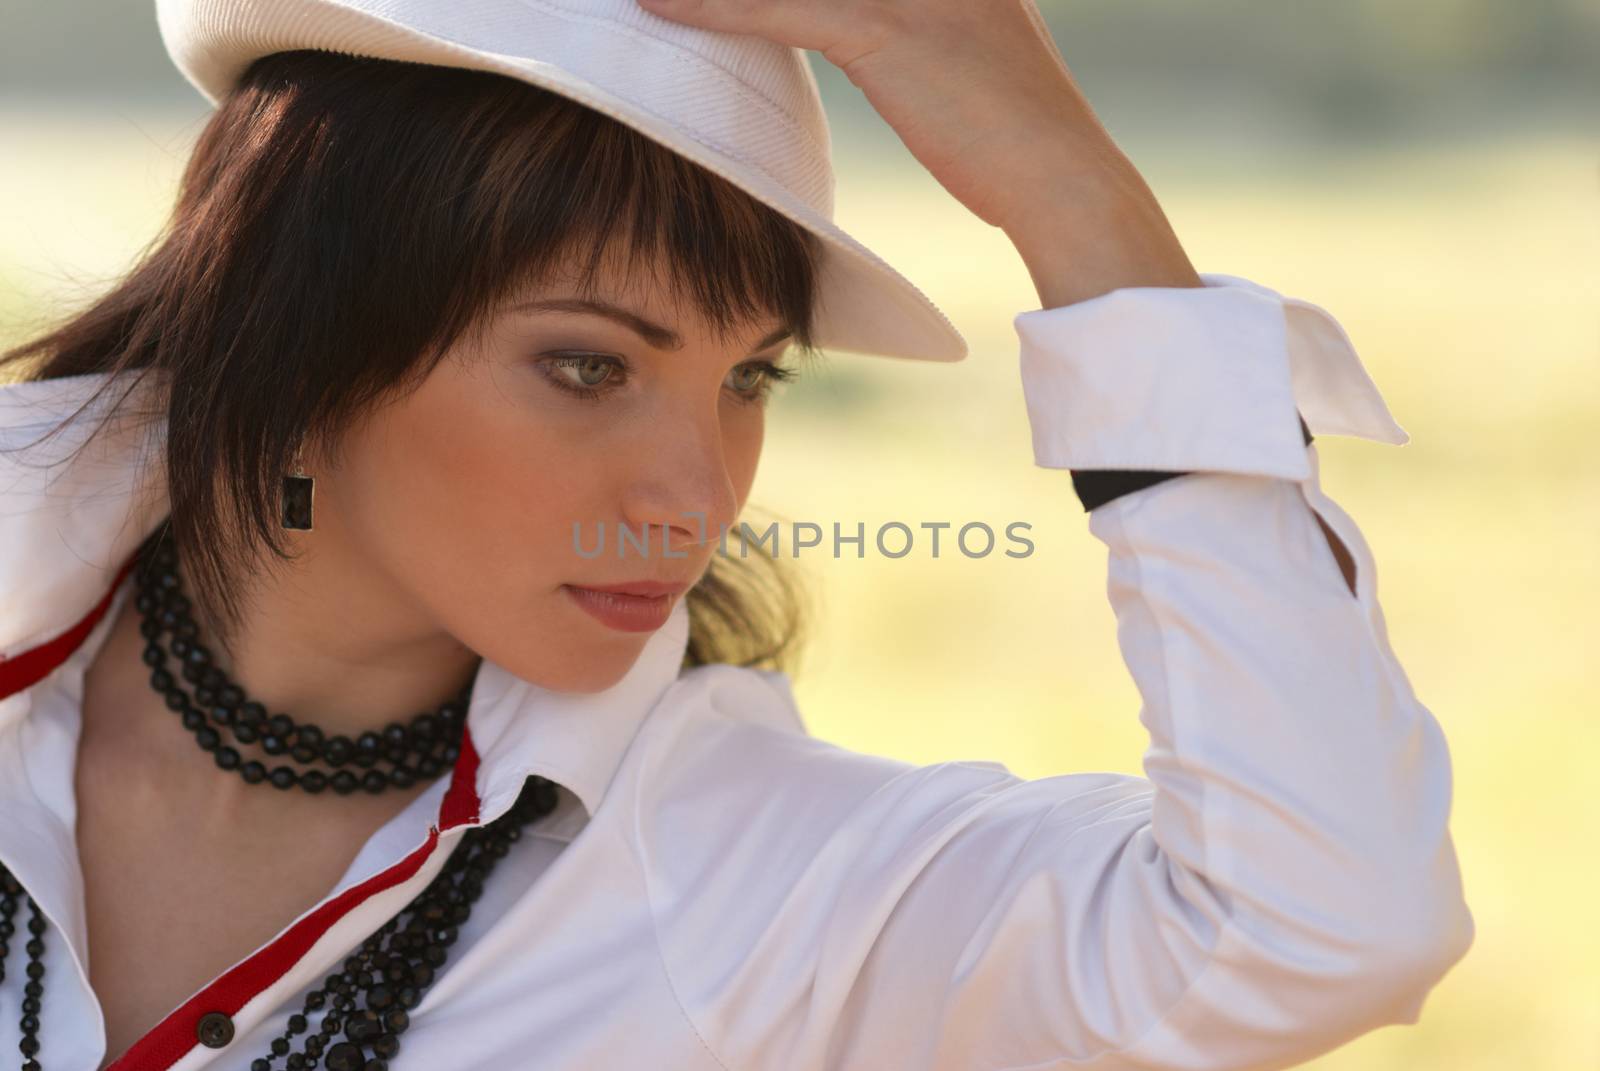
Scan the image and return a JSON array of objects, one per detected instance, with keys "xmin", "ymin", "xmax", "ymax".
[
  {"xmin": 634, "ymin": 0, "xmax": 841, "ymax": 54},
  {"xmin": 1015, "ymin": 0, "xmax": 1071, "ymax": 80}
]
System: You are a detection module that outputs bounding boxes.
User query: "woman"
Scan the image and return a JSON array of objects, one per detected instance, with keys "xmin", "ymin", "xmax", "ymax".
[{"xmin": 0, "ymin": 0, "xmax": 1471, "ymax": 1068}]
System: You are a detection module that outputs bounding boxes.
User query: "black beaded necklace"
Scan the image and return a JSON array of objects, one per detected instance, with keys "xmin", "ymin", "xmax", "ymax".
[
  {"xmin": 0, "ymin": 523, "xmax": 559, "ymax": 1069},
  {"xmin": 134, "ymin": 531, "xmax": 466, "ymax": 795}
]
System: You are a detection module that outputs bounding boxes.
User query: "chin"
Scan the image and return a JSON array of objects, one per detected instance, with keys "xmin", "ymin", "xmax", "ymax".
[{"xmin": 528, "ymin": 648, "xmax": 639, "ymax": 695}]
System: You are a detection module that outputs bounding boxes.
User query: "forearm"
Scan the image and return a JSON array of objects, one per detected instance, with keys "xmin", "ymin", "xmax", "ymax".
[
  {"xmin": 997, "ymin": 144, "xmax": 1359, "ymax": 592},
  {"xmin": 997, "ymin": 137, "xmax": 1204, "ymax": 308}
]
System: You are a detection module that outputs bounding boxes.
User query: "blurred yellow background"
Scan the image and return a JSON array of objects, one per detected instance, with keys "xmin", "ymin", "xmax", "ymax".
[{"xmin": 2, "ymin": 3, "xmax": 1596, "ymax": 1067}]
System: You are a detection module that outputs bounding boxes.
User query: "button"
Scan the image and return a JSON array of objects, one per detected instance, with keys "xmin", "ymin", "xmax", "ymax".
[{"xmin": 196, "ymin": 1011, "xmax": 235, "ymax": 1048}]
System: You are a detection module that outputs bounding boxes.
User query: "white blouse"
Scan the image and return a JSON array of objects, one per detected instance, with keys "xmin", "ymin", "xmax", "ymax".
[{"xmin": 0, "ymin": 272, "xmax": 1473, "ymax": 1071}]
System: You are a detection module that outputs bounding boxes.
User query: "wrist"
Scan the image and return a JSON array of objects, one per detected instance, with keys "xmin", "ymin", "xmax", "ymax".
[{"xmin": 998, "ymin": 149, "xmax": 1202, "ymax": 309}]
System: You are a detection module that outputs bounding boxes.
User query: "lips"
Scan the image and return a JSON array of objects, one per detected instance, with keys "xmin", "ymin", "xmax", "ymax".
[
  {"xmin": 569, "ymin": 580, "xmax": 692, "ymax": 598},
  {"xmin": 561, "ymin": 583, "xmax": 683, "ymax": 633}
]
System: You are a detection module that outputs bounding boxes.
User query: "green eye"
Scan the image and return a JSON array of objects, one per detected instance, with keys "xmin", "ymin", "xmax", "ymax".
[
  {"xmin": 570, "ymin": 358, "xmax": 613, "ymax": 387},
  {"xmin": 728, "ymin": 361, "xmax": 799, "ymax": 406},
  {"xmin": 537, "ymin": 353, "xmax": 800, "ymax": 405},
  {"xmin": 541, "ymin": 353, "xmax": 625, "ymax": 400},
  {"xmin": 728, "ymin": 365, "xmax": 763, "ymax": 392}
]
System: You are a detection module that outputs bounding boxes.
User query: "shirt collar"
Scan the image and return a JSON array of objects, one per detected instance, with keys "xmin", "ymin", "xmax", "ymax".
[{"xmin": 0, "ymin": 369, "xmax": 691, "ymax": 830}]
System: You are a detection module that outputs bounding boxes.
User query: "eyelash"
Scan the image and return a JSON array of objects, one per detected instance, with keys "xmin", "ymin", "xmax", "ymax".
[{"xmin": 538, "ymin": 353, "xmax": 799, "ymax": 406}]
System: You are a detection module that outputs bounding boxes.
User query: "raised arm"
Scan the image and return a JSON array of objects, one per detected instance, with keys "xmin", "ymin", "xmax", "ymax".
[
  {"xmin": 640, "ymin": 271, "xmax": 1473, "ymax": 1071},
  {"xmin": 630, "ymin": 2, "xmax": 1471, "ymax": 1066},
  {"xmin": 990, "ymin": 270, "xmax": 1471, "ymax": 1068}
]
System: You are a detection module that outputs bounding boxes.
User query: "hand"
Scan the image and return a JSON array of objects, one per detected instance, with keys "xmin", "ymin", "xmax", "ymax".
[
  {"xmin": 635, "ymin": 0, "xmax": 1104, "ymax": 228},
  {"xmin": 636, "ymin": 0, "xmax": 1201, "ymax": 306}
]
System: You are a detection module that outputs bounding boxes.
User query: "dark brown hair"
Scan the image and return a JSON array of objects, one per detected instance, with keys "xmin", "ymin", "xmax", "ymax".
[{"xmin": 0, "ymin": 49, "xmax": 826, "ymax": 674}]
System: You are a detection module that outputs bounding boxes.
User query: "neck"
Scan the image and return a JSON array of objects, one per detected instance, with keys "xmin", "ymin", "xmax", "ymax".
[{"xmin": 159, "ymin": 521, "xmax": 481, "ymax": 745}]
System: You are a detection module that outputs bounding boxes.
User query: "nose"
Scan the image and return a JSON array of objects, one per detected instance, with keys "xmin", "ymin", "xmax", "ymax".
[{"xmin": 618, "ymin": 409, "xmax": 741, "ymax": 566}]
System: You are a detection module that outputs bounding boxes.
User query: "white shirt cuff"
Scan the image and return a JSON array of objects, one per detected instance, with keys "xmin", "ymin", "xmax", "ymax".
[{"xmin": 1013, "ymin": 272, "xmax": 1409, "ymax": 480}]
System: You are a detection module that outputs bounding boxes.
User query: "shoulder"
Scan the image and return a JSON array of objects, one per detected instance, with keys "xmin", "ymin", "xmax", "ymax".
[
  {"xmin": 623, "ymin": 660, "xmax": 1145, "ymax": 874},
  {"xmin": 622, "ymin": 662, "xmax": 1024, "ymax": 901},
  {"xmin": 627, "ymin": 661, "xmax": 1032, "ymax": 845},
  {"xmin": 614, "ymin": 662, "xmax": 1151, "ymax": 1066}
]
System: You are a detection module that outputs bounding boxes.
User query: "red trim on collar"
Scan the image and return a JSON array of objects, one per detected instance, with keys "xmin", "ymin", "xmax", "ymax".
[
  {"xmin": 3, "ymin": 545, "xmax": 488, "ymax": 1070},
  {"xmin": 107, "ymin": 828, "xmax": 444, "ymax": 1070},
  {"xmin": 0, "ymin": 552, "xmax": 141, "ymax": 702},
  {"xmin": 439, "ymin": 727, "xmax": 482, "ymax": 830}
]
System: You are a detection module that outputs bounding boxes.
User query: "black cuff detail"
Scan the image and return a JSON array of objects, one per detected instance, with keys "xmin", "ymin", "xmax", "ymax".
[{"xmin": 1068, "ymin": 413, "xmax": 1315, "ymax": 513}]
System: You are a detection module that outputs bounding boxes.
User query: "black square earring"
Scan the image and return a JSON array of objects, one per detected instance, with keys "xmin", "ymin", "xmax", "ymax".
[{"xmin": 281, "ymin": 436, "xmax": 314, "ymax": 531}]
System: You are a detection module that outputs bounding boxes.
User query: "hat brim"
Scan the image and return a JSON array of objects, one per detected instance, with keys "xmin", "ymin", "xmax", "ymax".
[{"xmin": 156, "ymin": 0, "xmax": 969, "ymax": 362}]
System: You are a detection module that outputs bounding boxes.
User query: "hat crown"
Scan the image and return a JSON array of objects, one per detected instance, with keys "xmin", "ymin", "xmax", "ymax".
[{"xmin": 156, "ymin": 0, "xmax": 836, "ymax": 217}]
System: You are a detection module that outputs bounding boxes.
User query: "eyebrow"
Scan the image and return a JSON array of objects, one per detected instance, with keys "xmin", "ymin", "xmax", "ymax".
[{"xmin": 511, "ymin": 298, "xmax": 792, "ymax": 354}]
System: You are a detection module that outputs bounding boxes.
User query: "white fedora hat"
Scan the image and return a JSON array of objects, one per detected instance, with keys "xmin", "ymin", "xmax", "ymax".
[{"xmin": 153, "ymin": 0, "xmax": 969, "ymax": 363}]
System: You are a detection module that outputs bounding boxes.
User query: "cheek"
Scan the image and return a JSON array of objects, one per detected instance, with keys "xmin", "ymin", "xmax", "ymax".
[
  {"xmin": 723, "ymin": 407, "xmax": 764, "ymax": 510},
  {"xmin": 333, "ymin": 362, "xmax": 647, "ymax": 687},
  {"xmin": 359, "ymin": 375, "xmax": 603, "ymax": 587}
]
